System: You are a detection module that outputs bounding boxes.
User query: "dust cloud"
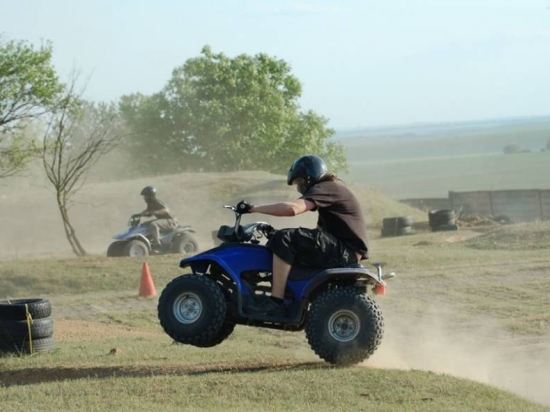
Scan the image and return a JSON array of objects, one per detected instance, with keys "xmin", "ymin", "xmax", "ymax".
[
  {"xmin": 368, "ymin": 304, "xmax": 550, "ymax": 406},
  {"xmin": 0, "ymin": 153, "xmax": 314, "ymax": 259}
]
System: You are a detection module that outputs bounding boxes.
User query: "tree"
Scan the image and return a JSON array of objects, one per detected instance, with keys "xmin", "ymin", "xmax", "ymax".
[
  {"xmin": 42, "ymin": 77, "xmax": 124, "ymax": 256},
  {"xmin": 0, "ymin": 37, "xmax": 63, "ymax": 177},
  {"xmin": 503, "ymin": 144, "xmax": 522, "ymax": 155},
  {"xmin": 121, "ymin": 46, "xmax": 347, "ymax": 175}
]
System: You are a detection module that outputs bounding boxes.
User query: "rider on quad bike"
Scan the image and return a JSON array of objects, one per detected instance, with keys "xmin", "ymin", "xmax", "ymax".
[
  {"xmin": 107, "ymin": 187, "xmax": 198, "ymax": 257},
  {"xmin": 157, "ymin": 155, "xmax": 391, "ymax": 365},
  {"xmin": 137, "ymin": 186, "xmax": 178, "ymax": 252},
  {"xmin": 238, "ymin": 154, "xmax": 369, "ymax": 316}
]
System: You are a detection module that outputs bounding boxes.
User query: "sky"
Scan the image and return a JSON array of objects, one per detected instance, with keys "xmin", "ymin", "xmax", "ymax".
[{"xmin": 1, "ymin": 0, "xmax": 550, "ymax": 129}]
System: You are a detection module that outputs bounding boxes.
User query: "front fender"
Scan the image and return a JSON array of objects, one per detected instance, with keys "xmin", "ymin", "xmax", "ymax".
[
  {"xmin": 132, "ymin": 235, "xmax": 152, "ymax": 249},
  {"xmin": 179, "ymin": 243, "xmax": 272, "ymax": 294}
]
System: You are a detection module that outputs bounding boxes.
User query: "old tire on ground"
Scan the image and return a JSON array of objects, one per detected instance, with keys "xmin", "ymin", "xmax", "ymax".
[
  {"xmin": 0, "ymin": 298, "xmax": 52, "ymax": 321},
  {"xmin": 429, "ymin": 210, "xmax": 456, "ymax": 227},
  {"xmin": 0, "ymin": 318, "xmax": 54, "ymax": 340},
  {"xmin": 158, "ymin": 274, "xmax": 227, "ymax": 347},
  {"xmin": 383, "ymin": 216, "xmax": 413, "ymax": 228},
  {"xmin": 381, "ymin": 226, "xmax": 413, "ymax": 237},
  {"xmin": 493, "ymin": 215, "xmax": 512, "ymax": 224},
  {"xmin": 107, "ymin": 241, "xmax": 125, "ymax": 257},
  {"xmin": 432, "ymin": 223, "xmax": 459, "ymax": 232},
  {"xmin": 173, "ymin": 233, "xmax": 199, "ymax": 254},
  {"xmin": 306, "ymin": 288, "xmax": 384, "ymax": 366},
  {"xmin": 381, "ymin": 216, "xmax": 413, "ymax": 237},
  {"xmin": 0, "ymin": 336, "xmax": 55, "ymax": 355},
  {"xmin": 123, "ymin": 239, "xmax": 149, "ymax": 257}
]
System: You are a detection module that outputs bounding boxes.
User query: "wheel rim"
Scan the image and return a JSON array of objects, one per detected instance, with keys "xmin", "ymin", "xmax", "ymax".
[
  {"xmin": 129, "ymin": 245, "xmax": 147, "ymax": 257},
  {"xmin": 182, "ymin": 242, "xmax": 195, "ymax": 253},
  {"xmin": 173, "ymin": 292, "xmax": 202, "ymax": 324},
  {"xmin": 328, "ymin": 310, "xmax": 360, "ymax": 342}
]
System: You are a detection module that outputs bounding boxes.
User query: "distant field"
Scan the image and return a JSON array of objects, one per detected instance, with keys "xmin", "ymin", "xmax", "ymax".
[
  {"xmin": 341, "ymin": 118, "xmax": 550, "ymax": 199},
  {"xmin": 341, "ymin": 119, "xmax": 550, "ymax": 160},
  {"xmin": 345, "ymin": 151, "xmax": 550, "ymax": 199}
]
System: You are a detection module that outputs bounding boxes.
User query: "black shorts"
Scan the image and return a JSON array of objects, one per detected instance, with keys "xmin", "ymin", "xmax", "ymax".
[{"xmin": 266, "ymin": 227, "xmax": 358, "ymax": 268}]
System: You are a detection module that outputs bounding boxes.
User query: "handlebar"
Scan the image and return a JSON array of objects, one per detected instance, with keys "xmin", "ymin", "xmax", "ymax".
[{"xmin": 217, "ymin": 204, "xmax": 275, "ymax": 243}]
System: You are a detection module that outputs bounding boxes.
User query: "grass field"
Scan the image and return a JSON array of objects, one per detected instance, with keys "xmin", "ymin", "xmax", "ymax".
[
  {"xmin": 342, "ymin": 120, "xmax": 550, "ymax": 199},
  {"xmin": 1, "ymin": 222, "xmax": 550, "ymax": 411}
]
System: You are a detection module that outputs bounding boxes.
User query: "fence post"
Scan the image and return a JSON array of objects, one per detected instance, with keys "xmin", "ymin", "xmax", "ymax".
[
  {"xmin": 488, "ymin": 191, "xmax": 495, "ymax": 217},
  {"xmin": 538, "ymin": 190, "xmax": 544, "ymax": 221}
]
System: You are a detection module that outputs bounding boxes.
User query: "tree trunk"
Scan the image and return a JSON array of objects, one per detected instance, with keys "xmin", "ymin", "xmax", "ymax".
[{"xmin": 56, "ymin": 195, "xmax": 86, "ymax": 256}]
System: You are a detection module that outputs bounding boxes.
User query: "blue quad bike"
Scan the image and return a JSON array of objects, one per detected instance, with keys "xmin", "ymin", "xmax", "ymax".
[
  {"xmin": 158, "ymin": 205, "xmax": 395, "ymax": 365},
  {"xmin": 107, "ymin": 215, "xmax": 199, "ymax": 257}
]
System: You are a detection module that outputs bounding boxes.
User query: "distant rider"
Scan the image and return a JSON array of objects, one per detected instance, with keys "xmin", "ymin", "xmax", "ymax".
[
  {"xmin": 237, "ymin": 154, "xmax": 369, "ymax": 316},
  {"xmin": 137, "ymin": 186, "xmax": 177, "ymax": 250}
]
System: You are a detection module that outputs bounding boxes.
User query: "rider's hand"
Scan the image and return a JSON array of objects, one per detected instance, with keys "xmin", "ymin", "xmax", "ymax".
[{"xmin": 236, "ymin": 200, "xmax": 253, "ymax": 214}]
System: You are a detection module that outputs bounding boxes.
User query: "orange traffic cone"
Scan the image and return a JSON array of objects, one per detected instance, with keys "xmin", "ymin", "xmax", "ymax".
[{"xmin": 139, "ymin": 262, "xmax": 157, "ymax": 297}]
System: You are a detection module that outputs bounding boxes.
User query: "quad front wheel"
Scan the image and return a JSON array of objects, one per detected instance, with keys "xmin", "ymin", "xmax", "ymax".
[
  {"xmin": 305, "ymin": 287, "xmax": 384, "ymax": 365},
  {"xmin": 172, "ymin": 234, "xmax": 199, "ymax": 254},
  {"xmin": 158, "ymin": 274, "xmax": 229, "ymax": 347},
  {"xmin": 123, "ymin": 240, "xmax": 149, "ymax": 257}
]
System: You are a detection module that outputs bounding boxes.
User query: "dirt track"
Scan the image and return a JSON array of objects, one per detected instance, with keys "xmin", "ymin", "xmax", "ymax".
[{"xmin": 38, "ymin": 261, "xmax": 550, "ymax": 407}]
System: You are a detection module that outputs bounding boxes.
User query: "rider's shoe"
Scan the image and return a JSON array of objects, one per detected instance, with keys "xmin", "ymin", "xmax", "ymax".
[
  {"xmin": 151, "ymin": 242, "xmax": 163, "ymax": 254},
  {"xmin": 247, "ymin": 296, "xmax": 287, "ymax": 317}
]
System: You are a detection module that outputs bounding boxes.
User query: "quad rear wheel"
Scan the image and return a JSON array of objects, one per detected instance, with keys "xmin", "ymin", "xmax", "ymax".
[
  {"xmin": 305, "ymin": 287, "xmax": 384, "ymax": 365},
  {"xmin": 158, "ymin": 274, "xmax": 230, "ymax": 347},
  {"xmin": 107, "ymin": 241, "xmax": 125, "ymax": 257}
]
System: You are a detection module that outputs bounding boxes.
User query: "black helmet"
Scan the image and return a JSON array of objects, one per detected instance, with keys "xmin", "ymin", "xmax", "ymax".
[
  {"xmin": 287, "ymin": 155, "xmax": 328, "ymax": 188},
  {"xmin": 140, "ymin": 186, "xmax": 157, "ymax": 197}
]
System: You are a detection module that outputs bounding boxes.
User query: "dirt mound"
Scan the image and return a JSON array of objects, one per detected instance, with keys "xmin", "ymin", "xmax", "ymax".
[
  {"xmin": 0, "ymin": 171, "xmax": 424, "ymax": 260},
  {"xmin": 465, "ymin": 221, "xmax": 550, "ymax": 251}
]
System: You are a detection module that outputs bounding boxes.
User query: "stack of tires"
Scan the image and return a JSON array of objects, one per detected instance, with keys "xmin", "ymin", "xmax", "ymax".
[
  {"xmin": 0, "ymin": 298, "xmax": 55, "ymax": 355},
  {"xmin": 381, "ymin": 216, "xmax": 413, "ymax": 237},
  {"xmin": 429, "ymin": 210, "xmax": 458, "ymax": 232}
]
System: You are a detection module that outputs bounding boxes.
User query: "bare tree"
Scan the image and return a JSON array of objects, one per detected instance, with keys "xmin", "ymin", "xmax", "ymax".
[{"xmin": 41, "ymin": 76, "xmax": 124, "ymax": 256}]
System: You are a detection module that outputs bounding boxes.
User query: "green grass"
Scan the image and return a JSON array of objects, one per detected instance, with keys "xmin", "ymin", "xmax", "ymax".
[{"xmin": 1, "ymin": 222, "xmax": 550, "ymax": 411}]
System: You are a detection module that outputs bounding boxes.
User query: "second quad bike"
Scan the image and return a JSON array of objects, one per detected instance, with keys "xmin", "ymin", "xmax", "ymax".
[
  {"xmin": 157, "ymin": 205, "xmax": 395, "ymax": 365},
  {"xmin": 107, "ymin": 215, "xmax": 199, "ymax": 257}
]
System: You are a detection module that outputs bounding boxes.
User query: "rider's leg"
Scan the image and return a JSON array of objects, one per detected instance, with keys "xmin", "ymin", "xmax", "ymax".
[
  {"xmin": 271, "ymin": 254, "xmax": 292, "ymax": 299},
  {"xmin": 148, "ymin": 221, "xmax": 162, "ymax": 246}
]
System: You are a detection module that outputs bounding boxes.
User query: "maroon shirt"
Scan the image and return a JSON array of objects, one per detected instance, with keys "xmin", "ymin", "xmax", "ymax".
[{"xmin": 301, "ymin": 180, "xmax": 369, "ymax": 259}]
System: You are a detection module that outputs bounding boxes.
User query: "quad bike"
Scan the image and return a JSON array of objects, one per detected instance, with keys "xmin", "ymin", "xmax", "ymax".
[
  {"xmin": 158, "ymin": 204, "xmax": 395, "ymax": 365},
  {"xmin": 107, "ymin": 214, "xmax": 199, "ymax": 257}
]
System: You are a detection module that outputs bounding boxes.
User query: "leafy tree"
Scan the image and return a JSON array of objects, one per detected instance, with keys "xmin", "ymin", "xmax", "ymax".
[
  {"xmin": 42, "ymin": 76, "xmax": 124, "ymax": 256},
  {"xmin": 121, "ymin": 46, "xmax": 347, "ymax": 175},
  {"xmin": 503, "ymin": 144, "xmax": 522, "ymax": 155},
  {"xmin": 0, "ymin": 37, "xmax": 63, "ymax": 177}
]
